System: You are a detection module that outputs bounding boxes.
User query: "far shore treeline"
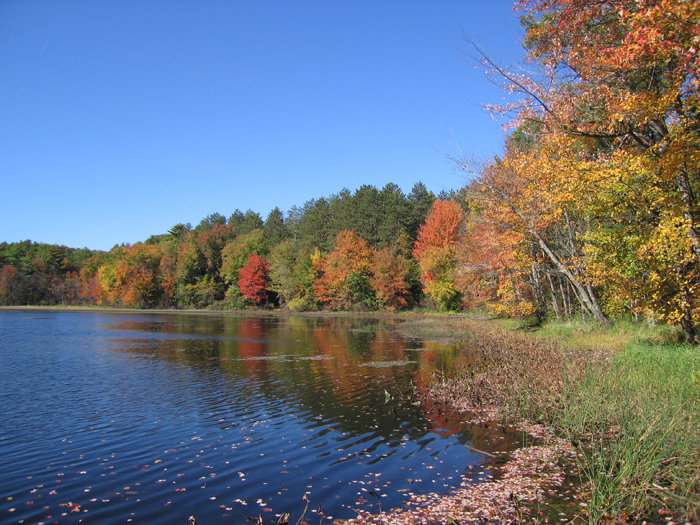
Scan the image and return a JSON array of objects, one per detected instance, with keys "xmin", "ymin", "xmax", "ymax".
[
  {"xmin": 2, "ymin": 0, "xmax": 699, "ymax": 344},
  {"xmin": 0, "ymin": 181, "xmax": 446, "ymax": 311}
]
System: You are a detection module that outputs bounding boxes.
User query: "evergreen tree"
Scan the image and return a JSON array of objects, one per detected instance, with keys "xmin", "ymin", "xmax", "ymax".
[{"xmin": 263, "ymin": 207, "xmax": 289, "ymax": 248}]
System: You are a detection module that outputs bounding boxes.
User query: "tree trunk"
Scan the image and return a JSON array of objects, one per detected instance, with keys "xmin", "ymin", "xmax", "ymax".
[
  {"xmin": 533, "ymin": 229, "xmax": 611, "ymax": 326},
  {"xmin": 677, "ymin": 170, "xmax": 700, "ymax": 263},
  {"xmin": 546, "ymin": 269, "xmax": 561, "ymax": 320},
  {"xmin": 680, "ymin": 288, "xmax": 697, "ymax": 344},
  {"xmin": 481, "ymin": 179, "xmax": 612, "ymax": 327},
  {"xmin": 561, "ymin": 279, "xmax": 571, "ymax": 318}
]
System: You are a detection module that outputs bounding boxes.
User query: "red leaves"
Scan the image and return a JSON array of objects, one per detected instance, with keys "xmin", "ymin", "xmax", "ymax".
[{"xmin": 238, "ymin": 254, "xmax": 271, "ymax": 304}]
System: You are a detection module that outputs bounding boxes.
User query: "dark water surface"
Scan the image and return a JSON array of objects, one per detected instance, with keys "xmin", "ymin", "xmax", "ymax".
[{"xmin": 0, "ymin": 311, "xmax": 522, "ymax": 524}]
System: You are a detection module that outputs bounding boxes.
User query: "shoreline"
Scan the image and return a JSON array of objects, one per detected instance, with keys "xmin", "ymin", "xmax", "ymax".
[{"xmin": 0, "ymin": 304, "xmax": 474, "ymax": 321}]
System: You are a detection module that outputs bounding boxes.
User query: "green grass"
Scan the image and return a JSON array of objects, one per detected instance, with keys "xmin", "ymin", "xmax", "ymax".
[
  {"xmin": 550, "ymin": 335, "xmax": 699, "ymax": 523},
  {"xmin": 533, "ymin": 317, "xmax": 684, "ymax": 351}
]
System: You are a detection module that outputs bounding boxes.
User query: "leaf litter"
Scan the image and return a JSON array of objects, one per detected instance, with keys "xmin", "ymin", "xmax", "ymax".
[{"xmin": 341, "ymin": 421, "xmax": 581, "ymax": 524}]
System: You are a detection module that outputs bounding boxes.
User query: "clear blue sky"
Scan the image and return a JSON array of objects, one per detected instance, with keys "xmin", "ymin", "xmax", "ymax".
[{"xmin": 1, "ymin": 0, "xmax": 525, "ymax": 251}]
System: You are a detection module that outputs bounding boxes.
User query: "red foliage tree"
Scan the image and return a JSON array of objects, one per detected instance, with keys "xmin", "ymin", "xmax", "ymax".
[{"xmin": 238, "ymin": 254, "xmax": 271, "ymax": 305}]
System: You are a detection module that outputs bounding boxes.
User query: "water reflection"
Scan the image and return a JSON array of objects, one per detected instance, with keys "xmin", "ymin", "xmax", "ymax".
[
  {"xmin": 0, "ymin": 312, "xmax": 522, "ymax": 524},
  {"xmin": 105, "ymin": 315, "xmax": 484, "ymax": 446}
]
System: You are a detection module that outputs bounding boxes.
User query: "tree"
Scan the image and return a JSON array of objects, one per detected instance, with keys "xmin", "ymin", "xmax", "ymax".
[
  {"xmin": 238, "ymin": 254, "xmax": 271, "ymax": 305},
  {"xmin": 268, "ymin": 239, "xmax": 298, "ymax": 305},
  {"xmin": 97, "ymin": 243, "xmax": 163, "ymax": 308},
  {"xmin": 263, "ymin": 207, "xmax": 289, "ymax": 247},
  {"xmin": 194, "ymin": 212, "xmax": 226, "ymax": 234},
  {"xmin": 296, "ymin": 198, "xmax": 333, "ymax": 251},
  {"xmin": 197, "ymin": 222, "xmax": 234, "ymax": 276},
  {"xmin": 220, "ymin": 229, "xmax": 266, "ymax": 304},
  {"xmin": 349, "ymin": 184, "xmax": 382, "ymax": 246},
  {"xmin": 470, "ymin": 0, "xmax": 699, "ymax": 338},
  {"xmin": 376, "ymin": 183, "xmax": 409, "ymax": 247},
  {"xmin": 413, "ymin": 200, "xmax": 466, "ymax": 311},
  {"xmin": 229, "ymin": 209, "xmax": 263, "ymax": 237},
  {"xmin": 406, "ymin": 182, "xmax": 437, "ymax": 239},
  {"xmin": 413, "ymin": 200, "xmax": 466, "ymax": 259},
  {"xmin": 370, "ymin": 244, "xmax": 411, "ymax": 310},
  {"xmin": 313, "ymin": 230, "xmax": 375, "ymax": 310},
  {"xmin": 460, "ymin": 138, "xmax": 613, "ymax": 326},
  {"xmin": 455, "ymin": 214, "xmax": 537, "ymax": 318},
  {"xmin": 168, "ymin": 223, "xmax": 192, "ymax": 240},
  {"xmin": 0, "ymin": 265, "xmax": 23, "ymax": 305}
]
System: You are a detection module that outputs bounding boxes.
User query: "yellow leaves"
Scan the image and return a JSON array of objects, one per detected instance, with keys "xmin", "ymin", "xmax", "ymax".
[
  {"xmin": 482, "ymin": 273, "xmax": 536, "ymax": 318},
  {"xmin": 415, "ymin": 244, "xmax": 461, "ymax": 311},
  {"xmin": 641, "ymin": 213, "xmax": 695, "ymax": 268},
  {"xmin": 310, "ymin": 247, "xmax": 323, "ymax": 270},
  {"xmin": 634, "ymin": 212, "xmax": 698, "ymax": 324}
]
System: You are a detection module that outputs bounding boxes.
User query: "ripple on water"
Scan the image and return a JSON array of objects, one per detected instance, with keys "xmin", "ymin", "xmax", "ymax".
[{"xmin": 0, "ymin": 311, "xmax": 522, "ymax": 524}]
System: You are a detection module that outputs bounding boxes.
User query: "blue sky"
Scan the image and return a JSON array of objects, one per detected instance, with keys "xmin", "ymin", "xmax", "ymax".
[{"xmin": 1, "ymin": 0, "xmax": 525, "ymax": 251}]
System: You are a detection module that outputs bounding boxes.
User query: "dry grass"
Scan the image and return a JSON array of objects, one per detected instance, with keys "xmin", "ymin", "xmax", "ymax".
[{"xmin": 422, "ymin": 318, "xmax": 606, "ymax": 424}]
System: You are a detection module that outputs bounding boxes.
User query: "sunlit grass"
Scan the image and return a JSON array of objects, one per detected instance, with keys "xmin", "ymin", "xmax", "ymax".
[
  {"xmin": 533, "ymin": 317, "xmax": 684, "ymax": 351},
  {"xmin": 522, "ymin": 319, "xmax": 700, "ymax": 523}
]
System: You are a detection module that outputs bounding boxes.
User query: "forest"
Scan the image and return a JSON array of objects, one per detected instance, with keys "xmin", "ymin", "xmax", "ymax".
[{"xmin": 1, "ymin": 0, "xmax": 698, "ymax": 343}]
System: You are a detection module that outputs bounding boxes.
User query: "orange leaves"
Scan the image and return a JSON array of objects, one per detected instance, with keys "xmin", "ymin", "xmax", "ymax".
[
  {"xmin": 473, "ymin": 0, "xmax": 698, "ymax": 334},
  {"xmin": 412, "ymin": 201, "xmax": 466, "ymax": 311},
  {"xmin": 313, "ymin": 231, "xmax": 373, "ymax": 309},
  {"xmin": 519, "ymin": 0, "xmax": 698, "ymax": 136},
  {"xmin": 370, "ymin": 245, "xmax": 411, "ymax": 311},
  {"xmin": 311, "ymin": 231, "xmax": 416, "ymax": 311},
  {"xmin": 413, "ymin": 201, "xmax": 465, "ymax": 259},
  {"xmin": 97, "ymin": 243, "xmax": 163, "ymax": 308}
]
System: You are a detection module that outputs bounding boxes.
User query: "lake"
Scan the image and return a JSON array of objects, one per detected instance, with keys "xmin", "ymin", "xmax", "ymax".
[{"xmin": 0, "ymin": 310, "xmax": 523, "ymax": 524}]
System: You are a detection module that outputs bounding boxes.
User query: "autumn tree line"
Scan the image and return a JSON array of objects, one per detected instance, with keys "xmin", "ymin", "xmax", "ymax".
[
  {"xmin": 0, "ymin": 182, "xmax": 444, "ymax": 311},
  {"xmin": 1, "ymin": 0, "xmax": 698, "ymax": 342}
]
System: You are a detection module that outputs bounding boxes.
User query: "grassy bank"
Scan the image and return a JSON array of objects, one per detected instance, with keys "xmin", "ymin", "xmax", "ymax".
[
  {"xmin": 421, "ymin": 317, "xmax": 699, "ymax": 523},
  {"xmin": 553, "ymin": 338, "xmax": 698, "ymax": 523}
]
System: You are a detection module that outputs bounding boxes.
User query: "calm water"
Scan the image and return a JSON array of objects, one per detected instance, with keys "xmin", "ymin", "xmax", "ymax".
[{"xmin": 0, "ymin": 311, "xmax": 522, "ymax": 524}]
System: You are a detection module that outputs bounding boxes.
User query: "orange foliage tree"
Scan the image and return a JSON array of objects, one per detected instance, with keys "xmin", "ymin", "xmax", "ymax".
[
  {"xmin": 97, "ymin": 243, "xmax": 163, "ymax": 308},
  {"xmin": 313, "ymin": 230, "xmax": 374, "ymax": 310},
  {"xmin": 370, "ymin": 243, "xmax": 411, "ymax": 310},
  {"xmin": 413, "ymin": 201, "xmax": 466, "ymax": 310},
  {"xmin": 464, "ymin": 0, "xmax": 698, "ymax": 338}
]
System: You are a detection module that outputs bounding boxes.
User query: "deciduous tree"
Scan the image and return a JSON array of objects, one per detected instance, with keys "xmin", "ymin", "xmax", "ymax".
[
  {"xmin": 238, "ymin": 254, "xmax": 271, "ymax": 305},
  {"xmin": 413, "ymin": 201, "xmax": 466, "ymax": 310}
]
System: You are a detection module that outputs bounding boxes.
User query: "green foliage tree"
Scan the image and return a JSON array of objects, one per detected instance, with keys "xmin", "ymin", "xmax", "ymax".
[
  {"xmin": 229, "ymin": 209, "xmax": 263, "ymax": 237},
  {"xmin": 263, "ymin": 207, "xmax": 289, "ymax": 248}
]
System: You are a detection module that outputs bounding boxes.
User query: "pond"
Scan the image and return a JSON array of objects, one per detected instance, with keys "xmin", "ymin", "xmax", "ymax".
[{"xmin": 0, "ymin": 310, "xmax": 523, "ymax": 524}]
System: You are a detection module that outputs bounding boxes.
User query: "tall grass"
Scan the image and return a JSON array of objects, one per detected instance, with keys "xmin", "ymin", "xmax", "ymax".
[{"xmin": 553, "ymin": 340, "xmax": 699, "ymax": 523}]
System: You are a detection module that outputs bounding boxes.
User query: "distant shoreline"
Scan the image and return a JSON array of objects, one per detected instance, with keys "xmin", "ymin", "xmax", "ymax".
[{"xmin": 0, "ymin": 304, "xmax": 471, "ymax": 320}]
